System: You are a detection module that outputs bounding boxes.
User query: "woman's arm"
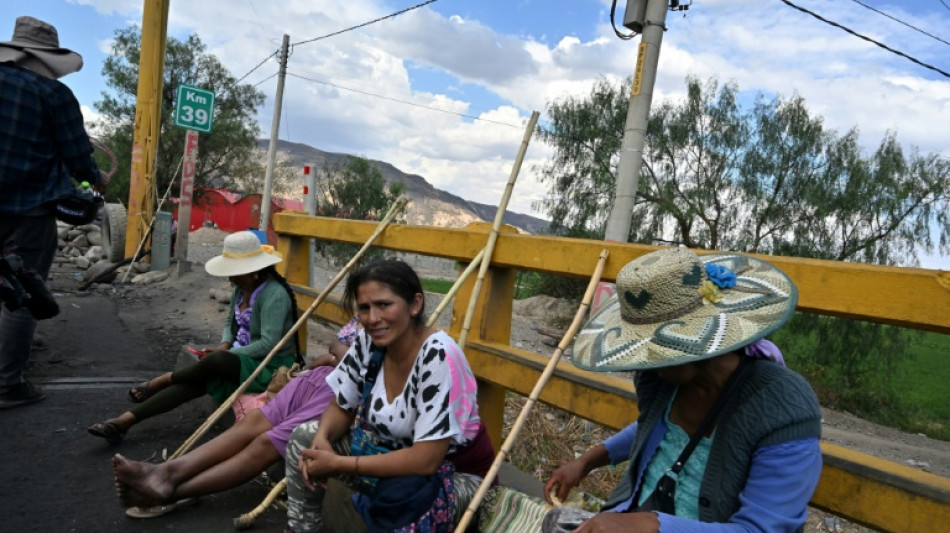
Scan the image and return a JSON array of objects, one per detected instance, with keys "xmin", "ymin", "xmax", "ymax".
[
  {"xmin": 302, "ymin": 437, "xmax": 451, "ymax": 481},
  {"xmin": 229, "ymin": 283, "xmax": 292, "ymax": 359}
]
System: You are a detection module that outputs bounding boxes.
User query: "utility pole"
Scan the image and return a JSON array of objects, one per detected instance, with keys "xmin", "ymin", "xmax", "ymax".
[
  {"xmin": 603, "ymin": 0, "xmax": 669, "ymax": 243},
  {"xmin": 259, "ymin": 34, "xmax": 290, "ymax": 237},
  {"xmin": 125, "ymin": 0, "xmax": 170, "ymax": 259}
]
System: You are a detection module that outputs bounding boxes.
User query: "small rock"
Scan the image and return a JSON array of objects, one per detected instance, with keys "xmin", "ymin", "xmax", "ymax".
[
  {"xmin": 74, "ymin": 257, "xmax": 90, "ymax": 269},
  {"xmin": 86, "ymin": 231, "xmax": 103, "ymax": 246},
  {"xmin": 69, "ymin": 234, "xmax": 89, "ymax": 248},
  {"xmin": 131, "ymin": 271, "xmax": 168, "ymax": 284}
]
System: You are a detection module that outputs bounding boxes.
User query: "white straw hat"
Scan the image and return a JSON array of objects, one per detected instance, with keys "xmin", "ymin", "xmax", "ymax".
[
  {"xmin": 571, "ymin": 248, "xmax": 797, "ymax": 372},
  {"xmin": 0, "ymin": 16, "xmax": 83, "ymax": 78},
  {"xmin": 204, "ymin": 231, "xmax": 282, "ymax": 277}
]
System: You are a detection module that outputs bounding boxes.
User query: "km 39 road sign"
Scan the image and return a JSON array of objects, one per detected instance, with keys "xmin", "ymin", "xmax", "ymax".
[{"xmin": 175, "ymin": 84, "xmax": 215, "ymax": 133}]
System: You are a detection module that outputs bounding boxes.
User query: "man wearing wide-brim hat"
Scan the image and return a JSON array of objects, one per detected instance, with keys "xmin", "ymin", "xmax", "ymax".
[{"xmin": 0, "ymin": 16, "xmax": 108, "ymax": 409}]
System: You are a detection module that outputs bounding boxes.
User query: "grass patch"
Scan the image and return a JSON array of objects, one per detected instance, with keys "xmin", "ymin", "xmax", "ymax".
[
  {"xmin": 887, "ymin": 332, "xmax": 950, "ymax": 440},
  {"xmin": 504, "ymin": 395, "xmax": 624, "ymax": 501},
  {"xmin": 421, "ymin": 278, "xmax": 454, "ymax": 294}
]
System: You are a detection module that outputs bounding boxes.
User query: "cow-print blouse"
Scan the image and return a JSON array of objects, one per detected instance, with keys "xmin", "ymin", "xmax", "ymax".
[{"xmin": 327, "ymin": 329, "xmax": 481, "ymax": 452}]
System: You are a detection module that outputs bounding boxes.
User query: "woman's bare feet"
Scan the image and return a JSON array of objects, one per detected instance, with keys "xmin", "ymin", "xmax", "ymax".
[{"xmin": 112, "ymin": 454, "xmax": 176, "ymax": 508}]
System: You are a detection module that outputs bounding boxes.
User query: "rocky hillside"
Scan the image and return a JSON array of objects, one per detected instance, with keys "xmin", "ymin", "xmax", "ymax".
[{"xmin": 259, "ymin": 139, "xmax": 550, "ymax": 234}]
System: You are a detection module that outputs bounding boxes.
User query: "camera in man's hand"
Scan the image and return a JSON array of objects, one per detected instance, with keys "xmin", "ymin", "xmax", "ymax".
[{"xmin": 0, "ymin": 254, "xmax": 59, "ymax": 319}]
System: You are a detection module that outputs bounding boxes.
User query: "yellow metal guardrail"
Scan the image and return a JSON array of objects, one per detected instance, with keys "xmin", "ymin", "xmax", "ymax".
[{"xmin": 274, "ymin": 212, "xmax": 950, "ymax": 532}]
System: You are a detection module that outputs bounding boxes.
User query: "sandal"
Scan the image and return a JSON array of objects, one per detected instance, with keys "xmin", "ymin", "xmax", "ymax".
[
  {"xmin": 128, "ymin": 381, "xmax": 153, "ymax": 403},
  {"xmin": 87, "ymin": 421, "xmax": 126, "ymax": 444}
]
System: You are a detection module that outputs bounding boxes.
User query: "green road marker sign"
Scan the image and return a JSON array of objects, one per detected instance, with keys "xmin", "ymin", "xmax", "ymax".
[{"xmin": 175, "ymin": 84, "xmax": 215, "ymax": 133}]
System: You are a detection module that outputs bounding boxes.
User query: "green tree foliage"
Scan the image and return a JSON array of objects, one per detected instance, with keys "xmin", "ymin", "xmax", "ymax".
[
  {"xmin": 315, "ymin": 156, "xmax": 405, "ymax": 266},
  {"xmin": 93, "ymin": 26, "xmax": 266, "ymax": 203},
  {"xmin": 536, "ymin": 76, "xmax": 950, "ymax": 411}
]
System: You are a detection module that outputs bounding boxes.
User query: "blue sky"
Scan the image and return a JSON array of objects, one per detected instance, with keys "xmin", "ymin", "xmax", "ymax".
[{"xmin": 3, "ymin": 0, "xmax": 949, "ymax": 268}]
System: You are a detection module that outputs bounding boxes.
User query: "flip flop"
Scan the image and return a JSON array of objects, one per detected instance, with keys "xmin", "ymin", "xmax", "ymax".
[
  {"xmin": 87, "ymin": 421, "xmax": 126, "ymax": 444},
  {"xmin": 125, "ymin": 498, "xmax": 198, "ymax": 519},
  {"xmin": 128, "ymin": 381, "xmax": 152, "ymax": 403}
]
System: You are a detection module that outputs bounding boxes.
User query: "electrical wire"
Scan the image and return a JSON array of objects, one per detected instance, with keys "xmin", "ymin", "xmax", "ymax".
[
  {"xmin": 778, "ymin": 0, "xmax": 950, "ymax": 79},
  {"xmin": 292, "ymin": 0, "xmax": 438, "ymax": 47},
  {"xmin": 285, "ymin": 70, "xmax": 523, "ymax": 128},
  {"xmin": 252, "ymin": 72, "xmax": 279, "ymax": 87},
  {"xmin": 939, "ymin": 0, "xmax": 950, "ymax": 11},
  {"xmin": 232, "ymin": 50, "xmax": 280, "ymax": 87},
  {"xmin": 849, "ymin": 0, "xmax": 950, "ymax": 47}
]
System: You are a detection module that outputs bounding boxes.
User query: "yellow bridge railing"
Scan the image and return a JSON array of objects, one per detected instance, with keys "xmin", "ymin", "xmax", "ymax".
[{"xmin": 274, "ymin": 212, "xmax": 950, "ymax": 533}]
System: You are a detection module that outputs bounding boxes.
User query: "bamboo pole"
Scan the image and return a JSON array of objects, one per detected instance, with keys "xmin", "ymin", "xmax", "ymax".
[
  {"xmin": 456, "ymin": 111, "xmax": 539, "ymax": 349},
  {"xmin": 169, "ymin": 196, "xmax": 407, "ymax": 459},
  {"xmin": 233, "ymin": 478, "xmax": 286, "ymax": 529},
  {"xmin": 425, "ymin": 248, "xmax": 485, "ymax": 328},
  {"xmin": 454, "ymin": 249, "xmax": 609, "ymax": 533}
]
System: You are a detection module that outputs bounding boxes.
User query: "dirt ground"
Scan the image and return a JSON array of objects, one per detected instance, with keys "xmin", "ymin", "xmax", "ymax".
[{"xmin": 4, "ymin": 228, "xmax": 947, "ymax": 532}]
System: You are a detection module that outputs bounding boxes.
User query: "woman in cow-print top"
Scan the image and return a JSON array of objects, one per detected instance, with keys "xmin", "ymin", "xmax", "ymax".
[{"xmin": 284, "ymin": 259, "xmax": 494, "ymax": 533}]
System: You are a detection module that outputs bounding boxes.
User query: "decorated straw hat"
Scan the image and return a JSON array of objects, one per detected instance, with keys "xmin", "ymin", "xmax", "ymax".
[
  {"xmin": 205, "ymin": 231, "xmax": 282, "ymax": 277},
  {"xmin": 571, "ymin": 248, "xmax": 797, "ymax": 372},
  {"xmin": 0, "ymin": 17, "xmax": 83, "ymax": 79}
]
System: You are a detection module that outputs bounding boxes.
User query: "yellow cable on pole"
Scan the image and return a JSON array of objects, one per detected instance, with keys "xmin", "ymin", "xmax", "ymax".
[
  {"xmin": 454, "ymin": 249, "xmax": 609, "ymax": 533},
  {"xmin": 170, "ymin": 196, "xmax": 407, "ymax": 459},
  {"xmin": 457, "ymin": 111, "xmax": 539, "ymax": 349}
]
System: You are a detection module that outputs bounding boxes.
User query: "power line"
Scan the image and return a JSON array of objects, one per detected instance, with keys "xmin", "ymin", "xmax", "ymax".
[
  {"xmin": 291, "ymin": 0, "xmax": 438, "ymax": 47},
  {"xmin": 252, "ymin": 72, "xmax": 279, "ymax": 87},
  {"xmin": 849, "ymin": 0, "xmax": 950, "ymax": 47},
  {"xmin": 233, "ymin": 50, "xmax": 280, "ymax": 87},
  {"xmin": 940, "ymin": 0, "xmax": 950, "ymax": 11},
  {"xmin": 286, "ymin": 70, "xmax": 523, "ymax": 128},
  {"xmin": 778, "ymin": 0, "xmax": 950, "ymax": 79}
]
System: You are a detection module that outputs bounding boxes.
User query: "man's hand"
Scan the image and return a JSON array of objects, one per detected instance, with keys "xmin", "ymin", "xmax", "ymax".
[{"xmin": 92, "ymin": 169, "xmax": 109, "ymax": 194}]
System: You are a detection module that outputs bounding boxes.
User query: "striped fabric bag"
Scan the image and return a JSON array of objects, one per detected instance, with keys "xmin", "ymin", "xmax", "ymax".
[{"xmin": 477, "ymin": 486, "xmax": 550, "ymax": 533}]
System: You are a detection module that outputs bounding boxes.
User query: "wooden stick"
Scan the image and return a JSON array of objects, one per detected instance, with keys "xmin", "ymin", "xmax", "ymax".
[
  {"xmin": 170, "ymin": 196, "xmax": 407, "ymax": 459},
  {"xmin": 454, "ymin": 249, "xmax": 609, "ymax": 533},
  {"xmin": 233, "ymin": 478, "xmax": 286, "ymax": 529},
  {"xmin": 457, "ymin": 111, "xmax": 539, "ymax": 349},
  {"xmin": 425, "ymin": 249, "xmax": 485, "ymax": 328}
]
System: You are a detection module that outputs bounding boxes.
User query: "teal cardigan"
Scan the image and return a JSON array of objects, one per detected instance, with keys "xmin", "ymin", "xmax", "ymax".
[{"xmin": 207, "ymin": 280, "xmax": 296, "ymax": 403}]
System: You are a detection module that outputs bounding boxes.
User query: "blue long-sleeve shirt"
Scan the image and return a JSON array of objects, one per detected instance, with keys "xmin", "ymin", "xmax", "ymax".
[
  {"xmin": 0, "ymin": 64, "xmax": 101, "ymax": 214},
  {"xmin": 602, "ymin": 421, "xmax": 822, "ymax": 532}
]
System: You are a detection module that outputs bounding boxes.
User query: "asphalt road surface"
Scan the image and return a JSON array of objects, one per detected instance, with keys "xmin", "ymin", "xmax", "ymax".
[{"xmin": 0, "ymin": 266, "xmax": 288, "ymax": 532}]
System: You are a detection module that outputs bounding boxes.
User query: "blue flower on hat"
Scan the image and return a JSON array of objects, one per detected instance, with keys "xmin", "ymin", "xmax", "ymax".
[{"xmin": 705, "ymin": 263, "xmax": 737, "ymax": 289}]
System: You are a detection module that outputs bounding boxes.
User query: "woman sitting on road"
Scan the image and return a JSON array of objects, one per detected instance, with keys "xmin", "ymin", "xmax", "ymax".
[
  {"xmin": 88, "ymin": 231, "xmax": 300, "ymax": 444},
  {"xmin": 284, "ymin": 258, "xmax": 495, "ymax": 533},
  {"xmin": 541, "ymin": 248, "xmax": 822, "ymax": 533},
  {"xmin": 110, "ymin": 317, "xmax": 360, "ymax": 513}
]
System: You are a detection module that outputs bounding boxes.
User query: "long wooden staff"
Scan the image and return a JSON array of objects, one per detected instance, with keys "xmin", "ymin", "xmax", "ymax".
[
  {"xmin": 454, "ymin": 249, "xmax": 609, "ymax": 533},
  {"xmin": 457, "ymin": 111, "xmax": 539, "ymax": 349},
  {"xmin": 170, "ymin": 196, "xmax": 407, "ymax": 459}
]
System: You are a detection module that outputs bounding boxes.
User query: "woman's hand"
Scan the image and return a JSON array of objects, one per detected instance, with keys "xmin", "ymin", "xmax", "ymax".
[
  {"xmin": 298, "ymin": 448, "xmax": 342, "ymax": 490},
  {"xmin": 574, "ymin": 512, "xmax": 659, "ymax": 533},
  {"xmin": 308, "ymin": 352, "xmax": 336, "ymax": 369},
  {"xmin": 544, "ymin": 458, "xmax": 588, "ymax": 505},
  {"xmin": 202, "ymin": 342, "xmax": 230, "ymax": 355}
]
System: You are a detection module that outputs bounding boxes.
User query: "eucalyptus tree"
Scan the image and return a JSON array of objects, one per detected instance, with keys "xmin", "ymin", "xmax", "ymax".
[
  {"xmin": 93, "ymin": 26, "xmax": 266, "ymax": 202},
  {"xmin": 536, "ymin": 75, "xmax": 950, "ymax": 401}
]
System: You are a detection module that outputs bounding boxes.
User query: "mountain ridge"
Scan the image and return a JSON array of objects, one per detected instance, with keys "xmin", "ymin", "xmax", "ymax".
[{"xmin": 260, "ymin": 139, "xmax": 550, "ymax": 234}]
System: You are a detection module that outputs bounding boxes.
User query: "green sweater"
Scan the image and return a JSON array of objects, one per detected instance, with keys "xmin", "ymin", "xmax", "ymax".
[
  {"xmin": 207, "ymin": 280, "xmax": 296, "ymax": 403},
  {"xmin": 605, "ymin": 359, "xmax": 822, "ymax": 525}
]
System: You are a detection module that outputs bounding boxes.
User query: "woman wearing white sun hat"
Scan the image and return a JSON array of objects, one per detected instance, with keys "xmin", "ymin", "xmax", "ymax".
[
  {"xmin": 88, "ymin": 231, "xmax": 301, "ymax": 444},
  {"xmin": 542, "ymin": 247, "xmax": 822, "ymax": 533}
]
